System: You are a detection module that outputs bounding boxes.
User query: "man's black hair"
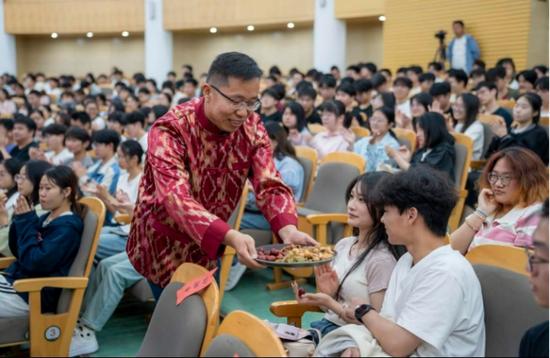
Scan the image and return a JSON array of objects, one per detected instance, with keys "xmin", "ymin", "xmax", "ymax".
[
  {"xmin": 346, "ymin": 65, "xmax": 360, "ymax": 74},
  {"xmin": 428, "ymin": 62, "xmax": 443, "ymax": 71},
  {"xmin": 453, "ymin": 20, "xmax": 464, "ymax": 27},
  {"xmin": 121, "ymin": 111, "xmax": 146, "ymax": 128},
  {"xmin": 474, "ymin": 59, "xmax": 486, "ymax": 70},
  {"xmin": 269, "ymin": 66, "xmax": 282, "ymax": 76},
  {"xmin": 373, "ymin": 166, "xmax": 458, "ymax": 237},
  {"xmin": 108, "ymin": 111, "xmax": 125, "ymax": 124},
  {"xmin": 42, "ymin": 123, "xmax": 67, "ymax": 137},
  {"xmin": 419, "ymin": 73, "xmax": 436, "ymax": 83},
  {"xmin": 380, "ymin": 68, "xmax": 393, "ymax": 76},
  {"xmin": 429, "ymin": 82, "xmax": 451, "ymax": 97},
  {"xmin": 0, "ymin": 119, "xmax": 14, "ymax": 131},
  {"xmin": 475, "ymin": 81, "xmax": 498, "ymax": 95},
  {"xmin": 370, "ymin": 73, "xmax": 387, "ymax": 88},
  {"xmin": 354, "ymin": 79, "xmax": 373, "ymax": 94},
  {"xmin": 470, "ymin": 68, "xmax": 486, "ymax": 79},
  {"xmin": 182, "ymin": 64, "xmax": 193, "ymax": 73},
  {"xmin": 92, "ymin": 129, "xmax": 121, "ymax": 152},
  {"xmin": 486, "ymin": 66, "xmax": 507, "ymax": 83},
  {"xmin": 535, "ymin": 76, "xmax": 549, "ymax": 91},
  {"xmin": 407, "ymin": 66, "xmax": 423, "ymax": 75},
  {"xmin": 167, "ymin": 71, "xmax": 177, "ymax": 77},
  {"xmin": 13, "ymin": 114, "xmax": 37, "ymax": 135},
  {"xmin": 396, "ymin": 67, "xmax": 408, "ymax": 75},
  {"xmin": 185, "ymin": 78, "xmax": 199, "ymax": 87},
  {"xmin": 393, "ymin": 77, "xmax": 413, "ymax": 89},
  {"xmin": 207, "ymin": 52, "xmax": 262, "ymax": 86},
  {"xmin": 330, "ymin": 65, "xmax": 340, "ymax": 72},
  {"xmin": 138, "ymin": 87, "xmax": 151, "ymax": 95},
  {"xmin": 448, "ymin": 69, "xmax": 468, "ymax": 86},
  {"xmin": 319, "ymin": 75, "xmax": 337, "ymax": 88},
  {"xmin": 336, "ymin": 84, "xmax": 356, "ymax": 96},
  {"xmin": 297, "ymin": 85, "xmax": 317, "ymax": 100},
  {"xmin": 65, "ymin": 126, "xmax": 91, "ymax": 143},
  {"xmin": 517, "ymin": 70, "xmax": 538, "ymax": 86},
  {"xmin": 70, "ymin": 111, "xmax": 91, "ymax": 125}
]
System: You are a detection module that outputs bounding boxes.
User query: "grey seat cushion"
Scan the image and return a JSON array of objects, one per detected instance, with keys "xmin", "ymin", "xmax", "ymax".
[
  {"xmin": 454, "ymin": 142, "xmax": 467, "ymax": 188},
  {"xmin": 473, "ymin": 264, "xmax": 549, "ymax": 357},
  {"xmin": 129, "ymin": 278, "xmax": 154, "ymax": 302},
  {"xmin": 297, "ymin": 157, "xmax": 312, "ymax": 203},
  {"xmin": 397, "ymin": 137, "xmax": 411, "ymax": 151},
  {"xmin": 203, "ymin": 334, "xmax": 256, "ymax": 357},
  {"xmin": 0, "ymin": 317, "xmax": 28, "ymax": 345},
  {"xmin": 241, "ymin": 229, "xmax": 273, "ymax": 247},
  {"xmin": 136, "ymin": 282, "xmax": 207, "ymax": 357}
]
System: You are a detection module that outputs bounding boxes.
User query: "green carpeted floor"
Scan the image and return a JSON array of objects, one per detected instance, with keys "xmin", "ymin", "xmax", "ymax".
[{"xmin": 91, "ymin": 268, "xmax": 323, "ymax": 357}]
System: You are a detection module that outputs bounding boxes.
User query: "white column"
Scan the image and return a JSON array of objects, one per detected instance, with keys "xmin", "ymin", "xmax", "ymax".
[
  {"xmin": 313, "ymin": 0, "xmax": 346, "ymax": 73},
  {"xmin": 0, "ymin": 0, "xmax": 17, "ymax": 76},
  {"xmin": 144, "ymin": 0, "xmax": 173, "ymax": 85}
]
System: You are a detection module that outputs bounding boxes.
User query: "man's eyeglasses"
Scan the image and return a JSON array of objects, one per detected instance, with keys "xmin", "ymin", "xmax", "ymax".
[
  {"xmin": 525, "ymin": 245, "xmax": 549, "ymax": 272},
  {"xmin": 209, "ymin": 84, "xmax": 261, "ymax": 112},
  {"xmin": 487, "ymin": 172, "xmax": 515, "ymax": 187}
]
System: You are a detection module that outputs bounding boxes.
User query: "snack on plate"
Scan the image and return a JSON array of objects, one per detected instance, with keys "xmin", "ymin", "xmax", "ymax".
[{"xmin": 257, "ymin": 245, "xmax": 334, "ymax": 263}]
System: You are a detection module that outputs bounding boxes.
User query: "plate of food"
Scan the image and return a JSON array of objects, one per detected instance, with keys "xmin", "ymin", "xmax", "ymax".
[{"xmin": 255, "ymin": 244, "xmax": 337, "ymax": 267}]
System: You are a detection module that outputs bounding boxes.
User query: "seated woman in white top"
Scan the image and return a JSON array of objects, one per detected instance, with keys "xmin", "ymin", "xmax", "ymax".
[
  {"xmin": 0, "ymin": 89, "xmax": 17, "ymax": 116},
  {"xmin": 0, "ymin": 158, "xmax": 22, "ymax": 256},
  {"xmin": 291, "ymin": 172, "xmax": 404, "ymax": 341},
  {"xmin": 282, "ymin": 102, "xmax": 312, "ymax": 147},
  {"xmin": 309, "ymin": 100, "xmax": 355, "ymax": 163},
  {"xmin": 452, "ymin": 93, "xmax": 484, "ymax": 160},
  {"xmin": 89, "ymin": 140, "xmax": 143, "ymax": 262},
  {"xmin": 451, "ymin": 147, "xmax": 548, "ymax": 255}
]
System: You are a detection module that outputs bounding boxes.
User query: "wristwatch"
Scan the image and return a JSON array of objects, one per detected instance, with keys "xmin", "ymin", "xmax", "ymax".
[{"xmin": 354, "ymin": 304, "xmax": 375, "ymax": 322}]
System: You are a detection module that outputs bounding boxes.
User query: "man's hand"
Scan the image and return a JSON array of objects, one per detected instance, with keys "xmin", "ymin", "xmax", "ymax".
[
  {"xmin": 223, "ymin": 230, "xmax": 266, "ymax": 269},
  {"xmin": 278, "ymin": 225, "xmax": 319, "ymax": 246}
]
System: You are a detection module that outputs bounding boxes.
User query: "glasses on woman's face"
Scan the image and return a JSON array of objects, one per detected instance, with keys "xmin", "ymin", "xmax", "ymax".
[
  {"xmin": 487, "ymin": 172, "xmax": 515, "ymax": 187},
  {"xmin": 525, "ymin": 245, "xmax": 549, "ymax": 272},
  {"xmin": 14, "ymin": 174, "xmax": 28, "ymax": 183},
  {"xmin": 209, "ymin": 84, "xmax": 261, "ymax": 112}
]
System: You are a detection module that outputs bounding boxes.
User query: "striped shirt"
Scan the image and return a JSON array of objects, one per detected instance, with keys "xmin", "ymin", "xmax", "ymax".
[{"xmin": 471, "ymin": 203, "xmax": 543, "ymax": 250}]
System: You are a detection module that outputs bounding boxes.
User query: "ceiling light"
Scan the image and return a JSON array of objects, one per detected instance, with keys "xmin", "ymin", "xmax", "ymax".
[
  {"xmin": 287, "ymin": 23, "xmax": 295, "ymax": 29},
  {"xmin": 51, "ymin": 33, "xmax": 58, "ymax": 39},
  {"xmin": 86, "ymin": 32, "xmax": 94, "ymax": 38},
  {"xmin": 122, "ymin": 31, "xmax": 129, "ymax": 37},
  {"xmin": 247, "ymin": 25, "xmax": 255, "ymax": 31},
  {"xmin": 379, "ymin": 15, "xmax": 386, "ymax": 21},
  {"xmin": 210, "ymin": 27, "xmax": 217, "ymax": 33}
]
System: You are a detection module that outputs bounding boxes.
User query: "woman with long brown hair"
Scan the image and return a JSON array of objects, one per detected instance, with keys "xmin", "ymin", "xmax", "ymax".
[{"xmin": 451, "ymin": 147, "xmax": 549, "ymax": 255}]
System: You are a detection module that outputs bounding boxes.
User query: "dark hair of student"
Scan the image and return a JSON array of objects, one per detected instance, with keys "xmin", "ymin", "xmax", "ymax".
[
  {"xmin": 416, "ymin": 112, "xmax": 455, "ymax": 149},
  {"xmin": 370, "ymin": 73, "xmax": 386, "ymax": 89},
  {"xmin": 372, "ymin": 166, "xmax": 458, "ymax": 237},
  {"xmin": 261, "ymin": 88, "xmax": 280, "ymax": 101},
  {"xmin": 121, "ymin": 110, "xmax": 146, "ymax": 128},
  {"xmin": 151, "ymin": 105, "xmax": 169, "ymax": 121},
  {"xmin": 322, "ymin": 100, "xmax": 353, "ymax": 129},
  {"xmin": 374, "ymin": 106, "xmax": 398, "ymax": 139},
  {"xmin": 517, "ymin": 70, "xmax": 538, "ymax": 87},
  {"xmin": 380, "ymin": 68, "xmax": 393, "ymax": 77},
  {"xmin": 0, "ymin": 119, "xmax": 14, "ymax": 131},
  {"xmin": 474, "ymin": 59, "xmax": 486, "ymax": 70},
  {"xmin": 0, "ymin": 158, "xmax": 23, "ymax": 199},
  {"xmin": 120, "ymin": 140, "xmax": 144, "ymax": 165},
  {"xmin": 42, "ymin": 123, "xmax": 67, "ymax": 137},
  {"xmin": 486, "ymin": 66, "xmax": 507, "ymax": 83},
  {"xmin": 393, "ymin": 77, "xmax": 413, "ymax": 89},
  {"xmin": 207, "ymin": 52, "xmax": 262, "ymax": 87},
  {"xmin": 475, "ymin": 81, "xmax": 498, "ymax": 98},
  {"xmin": 109, "ymin": 101, "xmax": 126, "ymax": 113},
  {"xmin": 407, "ymin": 66, "xmax": 423, "ymax": 75},
  {"xmin": 269, "ymin": 66, "xmax": 282, "ymax": 77},
  {"xmin": 354, "ymin": 79, "xmax": 373, "ymax": 94},
  {"xmin": 429, "ymin": 82, "xmax": 451, "ymax": 97},
  {"xmin": 470, "ymin": 68, "xmax": 486, "ymax": 79},
  {"xmin": 65, "ymin": 126, "xmax": 91, "ymax": 144},
  {"xmin": 517, "ymin": 92, "xmax": 543, "ymax": 124},
  {"xmin": 138, "ymin": 87, "xmax": 151, "ymax": 96},
  {"xmin": 24, "ymin": 160, "xmax": 53, "ymax": 206},
  {"xmin": 283, "ymin": 102, "xmax": 307, "ymax": 133},
  {"xmin": 297, "ymin": 85, "xmax": 317, "ymax": 100},
  {"xmin": 159, "ymin": 92, "xmax": 173, "ymax": 105},
  {"xmin": 56, "ymin": 112, "xmax": 71, "ymax": 127},
  {"xmin": 496, "ymin": 57, "xmax": 516, "ymax": 71},
  {"xmin": 410, "ymin": 92, "xmax": 433, "ymax": 115},
  {"xmin": 419, "ymin": 73, "xmax": 436, "ymax": 83},
  {"xmin": 377, "ymin": 92, "xmax": 396, "ymax": 111},
  {"xmin": 108, "ymin": 111, "xmax": 125, "ymax": 124},
  {"xmin": 533, "ymin": 65, "xmax": 548, "ymax": 76},
  {"xmin": 335, "ymin": 172, "xmax": 406, "ymax": 299},
  {"xmin": 92, "ymin": 129, "xmax": 121, "ymax": 152},
  {"xmin": 453, "ymin": 20, "xmax": 464, "ymax": 27},
  {"xmin": 396, "ymin": 67, "xmax": 408, "ymax": 75},
  {"xmin": 70, "ymin": 111, "xmax": 91, "ymax": 125},
  {"xmin": 455, "ymin": 93, "xmax": 480, "ymax": 133},
  {"xmin": 448, "ymin": 69, "xmax": 469, "ymax": 86},
  {"xmin": 346, "ymin": 65, "xmax": 360, "ymax": 74},
  {"xmin": 428, "ymin": 62, "xmax": 443, "ymax": 71},
  {"xmin": 319, "ymin": 75, "xmax": 337, "ymax": 88},
  {"xmin": 336, "ymin": 84, "xmax": 356, "ymax": 97},
  {"xmin": 264, "ymin": 122, "xmax": 299, "ymax": 163},
  {"xmin": 29, "ymin": 109, "xmax": 45, "ymax": 120},
  {"xmin": 43, "ymin": 166, "xmax": 89, "ymax": 220},
  {"xmin": 535, "ymin": 76, "xmax": 549, "ymax": 91},
  {"xmin": 13, "ymin": 114, "xmax": 37, "ymax": 135},
  {"xmin": 339, "ymin": 77, "xmax": 355, "ymax": 87},
  {"xmin": 185, "ymin": 78, "xmax": 198, "ymax": 87}
]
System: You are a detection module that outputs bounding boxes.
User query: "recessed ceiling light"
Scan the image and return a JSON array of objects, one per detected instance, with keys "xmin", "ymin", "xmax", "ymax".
[
  {"xmin": 379, "ymin": 15, "xmax": 386, "ymax": 21},
  {"xmin": 51, "ymin": 33, "xmax": 58, "ymax": 39},
  {"xmin": 210, "ymin": 27, "xmax": 217, "ymax": 33},
  {"xmin": 122, "ymin": 31, "xmax": 129, "ymax": 37},
  {"xmin": 247, "ymin": 25, "xmax": 255, "ymax": 31},
  {"xmin": 287, "ymin": 23, "xmax": 295, "ymax": 29},
  {"xmin": 86, "ymin": 32, "xmax": 94, "ymax": 38}
]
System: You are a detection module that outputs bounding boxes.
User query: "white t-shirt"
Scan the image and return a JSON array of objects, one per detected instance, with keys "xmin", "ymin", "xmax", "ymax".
[
  {"xmin": 452, "ymin": 36, "xmax": 467, "ymax": 73},
  {"xmin": 455, "ymin": 121, "xmax": 485, "ymax": 160},
  {"xmin": 46, "ymin": 148, "xmax": 74, "ymax": 165},
  {"xmin": 137, "ymin": 132, "xmax": 148, "ymax": 152},
  {"xmin": 381, "ymin": 245, "xmax": 485, "ymax": 357},
  {"xmin": 92, "ymin": 116, "xmax": 106, "ymax": 130},
  {"xmin": 396, "ymin": 100, "xmax": 412, "ymax": 119},
  {"xmin": 112, "ymin": 171, "xmax": 142, "ymax": 234}
]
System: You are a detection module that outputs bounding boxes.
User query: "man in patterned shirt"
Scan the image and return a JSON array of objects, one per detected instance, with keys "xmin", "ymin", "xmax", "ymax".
[{"xmin": 127, "ymin": 52, "xmax": 316, "ymax": 299}]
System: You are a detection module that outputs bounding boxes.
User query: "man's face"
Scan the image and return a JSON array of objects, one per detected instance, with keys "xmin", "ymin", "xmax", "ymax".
[
  {"xmin": 184, "ymin": 83, "xmax": 196, "ymax": 98},
  {"xmin": 393, "ymin": 84, "xmax": 410, "ymax": 101},
  {"xmin": 428, "ymin": 65, "xmax": 439, "ymax": 76},
  {"xmin": 453, "ymin": 23, "xmax": 464, "ymax": 37},
  {"xmin": 86, "ymin": 104, "xmax": 99, "ymax": 119},
  {"xmin": 138, "ymin": 92, "xmax": 150, "ymax": 104},
  {"xmin": 65, "ymin": 137, "xmax": 86, "ymax": 154},
  {"xmin": 434, "ymin": 93, "xmax": 451, "ymax": 110},
  {"xmin": 471, "ymin": 74, "xmax": 485, "ymax": 88},
  {"xmin": 476, "ymin": 87, "xmax": 494, "ymax": 106},
  {"xmin": 292, "ymin": 74, "xmax": 303, "ymax": 87},
  {"xmin": 380, "ymin": 206, "xmax": 410, "ymax": 246},
  {"xmin": 261, "ymin": 94, "xmax": 277, "ymax": 111},
  {"xmin": 28, "ymin": 93, "xmax": 40, "ymax": 107},
  {"xmin": 331, "ymin": 69, "xmax": 340, "ymax": 79},
  {"xmin": 45, "ymin": 134, "xmax": 63, "ymax": 151},
  {"xmin": 319, "ymin": 86, "xmax": 335, "ymax": 102},
  {"xmin": 297, "ymin": 96, "xmax": 315, "ymax": 113},
  {"xmin": 420, "ymin": 80, "xmax": 433, "ymax": 93},
  {"xmin": 360, "ymin": 67, "xmax": 372, "ymax": 79},
  {"xmin": 448, "ymin": 77, "xmax": 463, "ymax": 94},
  {"xmin": 529, "ymin": 217, "xmax": 549, "ymax": 308},
  {"xmin": 12, "ymin": 124, "xmax": 32, "ymax": 143},
  {"xmin": 335, "ymin": 91, "xmax": 353, "ymax": 107},
  {"xmin": 124, "ymin": 122, "xmax": 141, "ymax": 138},
  {"xmin": 407, "ymin": 71, "xmax": 419, "ymax": 85},
  {"xmin": 202, "ymin": 77, "xmax": 260, "ymax": 133},
  {"xmin": 536, "ymin": 87, "xmax": 549, "ymax": 106}
]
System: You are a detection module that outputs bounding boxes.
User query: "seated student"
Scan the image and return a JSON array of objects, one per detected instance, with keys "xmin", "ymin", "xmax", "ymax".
[
  {"xmin": 0, "ymin": 158, "xmax": 23, "ymax": 256},
  {"xmin": 346, "ymin": 66, "xmax": 361, "ymax": 81},
  {"xmin": 418, "ymin": 73, "xmax": 435, "ymax": 94},
  {"xmin": 84, "ymin": 100, "xmax": 106, "ymax": 132},
  {"xmin": 282, "ymin": 102, "xmax": 312, "ymax": 146},
  {"xmin": 477, "ymin": 81, "xmax": 514, "ymax": 128},
  {"xmin": 386, "ymin": 112, "xmax": 456, "ymax": 181},
  {"xmin": 335, "ymin": 84, "xmax": 356, "ymax": 114},
  {"xmin": 517, "ymin": 70, "xmax": 538, "ymax": 93},
  {"xmin": 70, "ymin": 111, "xmax": 93, "ymax": 135},
  {"xmin": 497, "ymin": 58, "xmax": 519, "ymax": 90},
  {"xmin": 328, "ymin": 167, "xmax": 485, "ymax": 358},
  {"xmin": 354, "ymin": 107, "xmax": 400, "ymax": 172},
  {"xmin": 60, "ymin": 91, "xmax": 76, "ymax": 110},
  {"xmin": 33, "ymin": 124, "xmax": 74, "ymax": 165},
  {"xmin": 370, "ymin": 73, "xmax": 389, "ymax": 95},
  {"xmin": 91, "ymin": 140, "xmax": 143, "ymax": 261},
  {"xmin": 451, "ymin": 147, "xmax": 548, "ymax": 255},
  {"xmin": 520, "ymin": 199, "xmax": 549, "ymax": 358},
  {"xmin": 0, "ymin": 115, "xmax": 38, "ymax": 163},
  {"xmin": 470, "ymin": 68, "xmax": 487, "ymax": 88},
  {"xmin": 447, "ymin": 69, "xmax": 469, "ymax": 102},
  {"xmin": 427, "ymin": 62, "xmax": 444, "ymax": 82},
  {"xmin": 77, "ymin": 129, "xmax": 121, "ymax": 198},
  {"xmin": 485, "ymin": 93, "xmax": 549, "ymax": 165},
  {"xmin": 54, "ymin": 111, "xmax": 71, "ymax": 127},
  {"xmin": 487, "ymin": 66, "xmax": 519, "ymax": 100},
  {"xmin": 0, "ymin": 119, "xmax": 16, "ymax": 154},
  {"xmin": 137, "ymin": 88, "xmax": 152, "ymax": 109},
  {"xmin": 430, "ymin": 82, "xmax": 454, "ymax": 120},
  {"xmin": 533, "ymin": 65, "xmax": 548, "ymax": 79},
  {"xmin": 379, "ymin": 68, "xmax": 393, "ymax": 85},
  {"xmin": 147, "ymin": 105, "xmax": 169, "ymax": 129},
  {"xmin": 451, "ymin": 93, "xmax": 484, "ymax": 160},
  {"xmin": 318, "ymin": 75, "xmax": 337, "ymax": 107},
  {"xmin": 144, "ymin": 79, "xmax": 158, "ymax": 101},
  {"xmin": 40, "ymin": 105, "xmax": 55, "ymax": 127},
  {"xmin": 0, "ymin": 165, "xmax": 86, "ymax": 318},
  {"xmin": 29, "ymin": 110, "xmax": 46, "ymax": 142},
  {"xmin": 157, "ymin": 92, "xmax": 172, "ymax": 108},
  {"xmin": 352, "ymin": 79, "xmax": 373, "ymax": 126},
  {"xmin": 291, "ymin": 172, "xmax": 404, "ymax": 341},
  {"xmin": 171, "ymin": 80, "xmax": 185, "ymax": 107},
  {"xmin": 64, "ymin": 127, "xmax": 95, "ymax": 169},
  {"xmin": 406, "ymin": 66, "xmax": 423, "ymax": 96},
  {"xmin": 106, "ymin": 111, "xmax": 127, "ymax": 144},
  {"xmin": 372, "ymin": 92, "xmax": 396, "ymax": 112},
  {"xmin": 393, "ymin": 77, "xmax": 413, "ymax": 118},
  {"xmin": 359, "ymin": 63, "xmax": 377, "ymax": 79},
  {"xmin": 183, "ymin": 78, "xmax": 198, "ymax": 99},
  {"xmin": 309, "ymin": 100, "xmax": 355, "ymax": 163},
  {"xmin": 0, "ymin": 88, "xmax": 16, "ymax": 116},
  {"xmin": 410, "ymin": 92, "xmax": 432, "ymax": 130},
  {"xmin": 125, "ymin": 94, "xmax": 140, "ymax": 112},
  {"xmin": 121, "ymin": 111, "xmax": 148, "ymax": 152},
  {"xmin": 297, "ymin": 85, "xmax": 322, "ymax": 125},
  {"xmin": 535, "ymin": 76, "xmax": 549, "ymax": 117},
  {"xmin": 259, "ymin": 89, "xmax": 282, "ymax": 124}
]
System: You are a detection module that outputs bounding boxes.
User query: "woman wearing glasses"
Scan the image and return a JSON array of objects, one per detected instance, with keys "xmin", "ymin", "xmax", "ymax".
[
  {"xmin": 451, "ymin": 147, "xmax": 548, "ymax": 255},
  {"xmin": 0, "ymin": 160, "xmax": 52, "ymax": 257}
]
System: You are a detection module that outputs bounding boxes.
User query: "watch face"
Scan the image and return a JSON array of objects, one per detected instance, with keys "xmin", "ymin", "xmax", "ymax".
[{"xmin": 355, "ymin": 304, "xmax": 371, "ymax": 321}]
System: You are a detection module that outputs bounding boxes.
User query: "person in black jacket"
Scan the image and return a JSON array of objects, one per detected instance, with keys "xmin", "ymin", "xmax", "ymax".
[
  {"xmin": 0, "ymin": 166, "xmax": 87, "ymax": 316},
  {"xmin": 485, "ymin": 93, "xmax": 549, "ymax": 165},
  {"xmin": 386, "ymin": 112, "xmax": 456, "ymax": 182}
]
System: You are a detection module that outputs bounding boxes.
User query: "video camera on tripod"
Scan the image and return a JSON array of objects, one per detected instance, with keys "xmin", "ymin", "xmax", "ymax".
[{"xmin": 433, "ymin": 30, "xmax": 447, "ymax": 69}]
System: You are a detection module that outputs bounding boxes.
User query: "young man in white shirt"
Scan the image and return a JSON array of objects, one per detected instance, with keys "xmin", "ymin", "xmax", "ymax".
[
  {"xmin": 40, "ymin": 123, "xmax": 73, "ymax": 165},
  {"xmin": 339, "ymin": 167, "xmax": 485, "ymax": 357},
  {"xmin": 393, "ymin": 77, "xmax": 413, "ymax": 118},
  {"xmin": 121, "ymin": 111, "xmax": 148, "ymax": 152},
  {"xmin": 84, "ymin": 100, "xmax": 106, "ymax": 132}
]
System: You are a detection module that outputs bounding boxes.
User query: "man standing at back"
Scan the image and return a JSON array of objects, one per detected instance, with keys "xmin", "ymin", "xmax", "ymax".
[
  {"xmin": 127, "ymin": 52, "xmax": 316, "ymax": 299},
  {"xmin": 447, "ymin": 20, "xmax": 480, "ymax": 74}
]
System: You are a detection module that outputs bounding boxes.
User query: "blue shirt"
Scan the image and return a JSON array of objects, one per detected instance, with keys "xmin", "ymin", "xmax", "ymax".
[
  {"xmin": 354, "ymin": 132, "xmax": 400, "ymax": 172},
  {"xmin": 447, "ymin": 34, "xmax": 481, "ymax": 74}
]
